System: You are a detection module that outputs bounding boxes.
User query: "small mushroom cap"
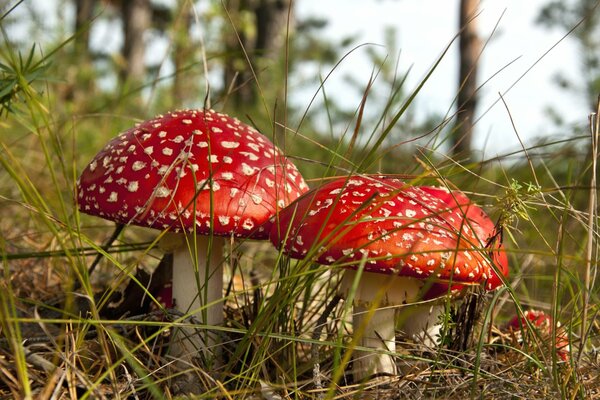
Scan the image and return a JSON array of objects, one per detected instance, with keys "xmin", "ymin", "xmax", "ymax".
[
  {"xmin": 77, "ymin": 109, "xmax": 309, "ymax": 238},
  {"xmin": 506, "ymin": 309, "xmax": 570, "ymax": 361},
  {"xmin": 270, "ymin": 175, "xmax": 501, "ymax": 288},
  {"xmin": 507, "ymin": 309, "xmax": 553, "ymax": 330}
]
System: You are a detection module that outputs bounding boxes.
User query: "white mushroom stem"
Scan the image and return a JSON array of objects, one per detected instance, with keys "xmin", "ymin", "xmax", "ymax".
[
  {"xmin": 351, "ymin": 304, "xmax": 397, "ymax": 380},
  {"xmin": 163, "ymin": 233, "xmax": 225, "ymax": 359},
  {"xmin": 340, "ymin": 270, "xmax": 444, "ymax": 381},
  {"xmin": 397, "ymin": 303, "xmax": 445, "ymax": 347}
]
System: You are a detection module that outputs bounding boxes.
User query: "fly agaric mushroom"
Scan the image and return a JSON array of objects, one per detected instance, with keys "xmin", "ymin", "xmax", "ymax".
[
  {"xmin": 270, "ymin": 176, "xmax": 508, "ymax": 381},
  {"xmin": 506, "ymin": 309, "xmax": 570, "ymax": 362},
  {"xmin": 418, "ymin": 186, "xmax": 509, "ymax": 292},
  {"xmin": 77, "ymin": 108, "xmax": 308, "ymax": 356}
]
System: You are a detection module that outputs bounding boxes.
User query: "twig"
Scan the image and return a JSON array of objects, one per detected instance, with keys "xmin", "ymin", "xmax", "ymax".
[
  {"xmin": 580, "ymin": 95, "xmax": 600, "ymax": 362},
  {"xmin": 87, "ymin": 223, "xmax": 125, "ymax": 277}
]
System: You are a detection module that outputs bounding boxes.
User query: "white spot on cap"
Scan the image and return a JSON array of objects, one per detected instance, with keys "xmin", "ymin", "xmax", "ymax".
[
  {"xmin": 221, "ymin": 172, "xmax": 234, "ymax": 180},
  {"xmin": 380, "ymin": 208, "xmax": 392, "ymax": 218},
  {"xmin": 172, "ymin": 135, "xmax": 184, "ymax": 143},
  {"xmin": 242, "ymin": 219, "xmax": 254, "ymax": 230},
  {"xmin": 89, "ymin": 160, "xmax": 97, "ymax": 172},
  {"xmin": 107, "ymin": 192, "xmax": 118, "ymax": 202},
  {"xmin": 125, "ymin": 181, "xmax": 138, "ymax": 192},
  {"xmin": 155, "ymin": 186, "xmax": 172, "ymax": 197},
  {"xmin": 342, "ymin": 248, "xmax": 353, "ymax": 256},
  {"xmin": 221, "ymin": 141, "xmax": 240, "ymax": 149},
  {"xmin": 182, "ymin": 119, "xmax": 192, "ymax": 125},
  {"xmin": 405, "ymin": 209, "xmax": 417, "ymax": 218},
  {"xmin": 198, "ymin": 142, "xmax": 208, "ymax": 148},
  {"xmin": 265, "ymin": 178, "xmax": 275, "ymax": 188},
  {"xmin": 162, "ymin": 147, "xmax": 173, "ymax": 156},
  {"xmin": 230, "ymin": 188, "xmax": 239, "ymax": 197},
  {"xmin": 223, "ymin": 156, "xmax": 233, "ymax": 164},
  {"xmin": 240, "ymin": 151, "xmax": 259, "ymax": 161},
  {"xmin": 241, "ymin": 163, "xmax": 256, "ymax": 176},
  {"xmin": 131, "ymin": 161, "xmax": 146, "ymax": 171},
  {"xmin": 219, "ymin": 216, "xmax": 230, "ymax": 225},
  {"xmin": 208, "ymin": 154, "xmax": 218, "ymax": 163},
  {"xmin": 251, "ymin": 194, "xmax": 263, "ymax": 204}
]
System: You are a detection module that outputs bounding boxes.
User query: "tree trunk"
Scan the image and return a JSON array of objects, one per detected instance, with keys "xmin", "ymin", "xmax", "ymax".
[
  {"xmin": 172, "ymin": 0, "xmax": 195, "ymax": 106},
  {"xmin": 74, "ymin": 0, "xmax": 96, "ymax": 55},
  {"xmin": 121, "ymin": 0, "xmax": 151, "ymax": 84},
  {"xmin": 453, "ymin": 0, "xmax": 481, "ymax": 161},
  {"xmin": 222, "ymin": 0, "xmax": 291, "ymax": 108}
]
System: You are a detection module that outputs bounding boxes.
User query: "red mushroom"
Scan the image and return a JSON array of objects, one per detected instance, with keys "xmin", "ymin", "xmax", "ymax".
[
  {"xmin": 270, "ymin": 176, "xmax": 508, "ymax": 380},
  {"xmin": 77, "ymin": 109, "xmax": 308, "ymax": 355},
  {"xmin": 418, "ymin": 186, "xmax": 508, "ymax": 290},
  {"xmin": 506, "ymin": 309, "xmax": 570, "ymax": 362}
]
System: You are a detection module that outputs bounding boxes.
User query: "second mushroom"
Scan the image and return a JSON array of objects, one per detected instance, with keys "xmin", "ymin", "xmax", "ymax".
[{"xmin": 270, "ymin": 175, "xmax": 508, "ymax": 381}]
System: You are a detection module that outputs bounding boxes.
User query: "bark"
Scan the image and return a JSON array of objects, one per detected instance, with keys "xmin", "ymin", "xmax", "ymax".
[
  {"xmin": 121, "ymin": 0, "xmax": 151, "ymax": 83},
  {"xmin": 172, "ymin": 0, "xmax": 195, "ymax": 105},
  {"xmin": 74, "ymin": 0, "xmax": 96, "ymax": 56},
  {"xmin": 222, "ymin": 0, "xmax": 291, "ymax": 108},
  {"xmin": 453, "ymin": 0, "xmax": 481, "ymax": 161}
]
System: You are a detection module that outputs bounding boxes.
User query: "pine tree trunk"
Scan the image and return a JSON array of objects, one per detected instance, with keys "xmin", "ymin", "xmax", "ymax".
[
  {"xmin": 74, "ymin": 0, "xmax": 96, "ymax": 55},
  {"xmin": 222, "ymin": 0, "xmax": 291, "ymax": 108},
  {"xmin": 172, "ymin": 0, "xmax": 195, "ymax": 105},
  {"xmin": 121, "ymin": 0, "xmax": 151, "ymax": 84},
  {"xmin": 453, "ymin": 0, "xmax": 481, "ymax": 161}
]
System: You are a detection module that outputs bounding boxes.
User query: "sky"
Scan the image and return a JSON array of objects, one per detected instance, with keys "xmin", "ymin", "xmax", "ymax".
[{"xmin": 294, "ymin": 0, "xmax": 588, "ymax": 157}]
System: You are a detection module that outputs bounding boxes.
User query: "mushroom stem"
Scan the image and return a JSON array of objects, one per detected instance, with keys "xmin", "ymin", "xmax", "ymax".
[
  {"xmin": 397, "ymin": 304, "xmax": 444, "ymax": 347},
  {"xmin": 341, "ymin": 270, "xmax": 425, "ymax": 381},
  {"xmin": 352, "ymin": 304, "xmax": 397, "ymax": 380},
  {"xmin": 168, "ymin": 233, "xmax": 225, "ymax": 358}
]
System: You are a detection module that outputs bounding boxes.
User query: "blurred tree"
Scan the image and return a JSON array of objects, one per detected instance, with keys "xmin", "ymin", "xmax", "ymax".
[
  {"xmin": 222, "ymin": 0, "xmax": 291, "ymax": 108},
  {"xmin": 453, "ymin": 0, "xmax": 481, "ymax": 161},
  {"xmin": 120, "ymin": 0, "xmax": 151, "ymax": 84},
  {"xmin": 537, "ymin": 0, "xmax": 600, "ymax": 112},
  {"xmin": 172, "ymin": 0, "xmax": 196, "ymax": 105},
  {"xmin": 74, "ymin": 0, "xmax": 97, "ymax": 56}
]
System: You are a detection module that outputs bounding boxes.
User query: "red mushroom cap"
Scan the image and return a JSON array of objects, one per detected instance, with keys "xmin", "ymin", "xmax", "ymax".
[
  {"xmin": 77, "ymin": 109, "xmax": 309, "ymax": 238},
  {"xmin": 507, "ymin": 309, "xmax": 552, "ymax": 330},
  {"xmin": 418, "ymin": 186, "xmax": 509, "ymax": 290},
  {"xmin": 270, "ymin": 175, "xmax": 500, "ymax": 288},
  {"xmin": 506, "ymin": 309, "xmax": 570, "ymax": 361}
]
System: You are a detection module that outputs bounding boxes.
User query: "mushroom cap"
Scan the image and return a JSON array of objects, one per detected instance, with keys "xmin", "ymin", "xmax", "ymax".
[
  {"xmin": 506, "ymin": 309, "xmax": 570, "ymax": 361},
  {"xmin": 270, "ymin": 175, "xmax": 501, "ymax": 288},
  {"xmin": 507, "ymin": 309, "xmax": 553, "ymax": 330},
  {"xmin": 77, "ymin": 109, "xmax": 309, "ymax": 238},
  {"xmin": 418, "ymin": 186, "xmax": 509, "ymax": 290}
]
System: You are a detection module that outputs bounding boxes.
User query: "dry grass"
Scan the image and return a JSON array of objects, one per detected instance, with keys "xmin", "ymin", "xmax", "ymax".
[{"xmin": 1, "ymin": 248, "xmax": 598, "ymax": 399}]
